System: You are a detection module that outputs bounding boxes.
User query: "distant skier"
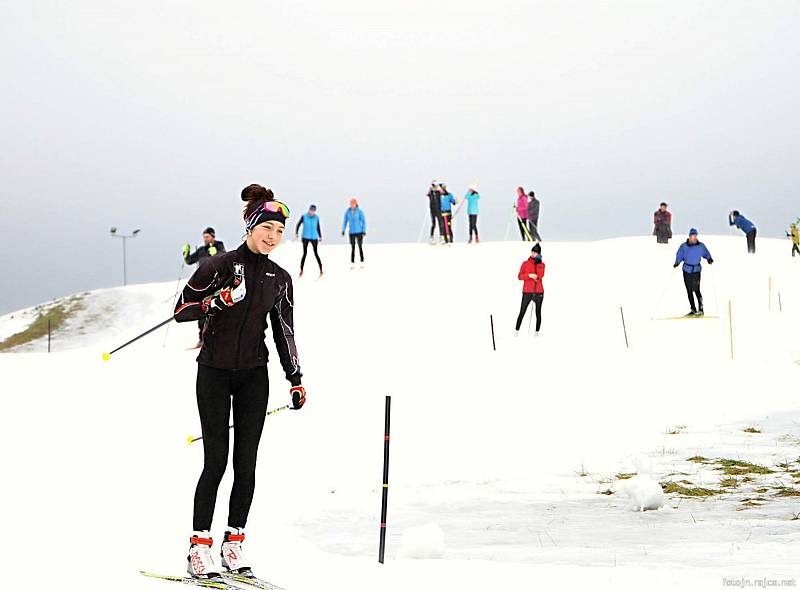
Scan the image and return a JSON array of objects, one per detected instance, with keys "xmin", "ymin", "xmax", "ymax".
[
  {"xmin": 787, "ymin": 223, "xmax": 800, "ymax": 257},
  {"xmin": 527, "ymin": 191, "xmax": 542, "ymax": 242},
  {"xmin": 728, "ymin": 210, "xmax": 757, "ymax": 253},
  {"xmin": 653, "ymin": 202, "xmax": 672, "ymax": 244},
  {"xmin": 515, "ymin": 243, "xmax": 545, "ymax": 334},
  {"xmin": 295, "ymin": 204, "xmax": 323, "ymax": 277},
  {"xmin": 674, "ymin": 228, "xmax": 713, "ymax": 317},
  {"xmin": 342, "ymin": 198, "xmax": 367, "ymax": 267},
  {"xmin": 183, "ymin": 227, "xmax": 226, "ymax": 268},
  {"xmin": 439, "ymin": 185, "xmax": 456, "ymax": 244},
  {"xmin": 427, "ymin": 181, "xmax": 443, "ymax": 243},
  {"xmin": 464, "ymin": 185, "xmax": 480, "ymax": 243},
  {"xmin": 182, "ymin": 227, "xmax": 226, "ymax": 346},
  {"xmin": 515, "ymin": 187, "xmax": 530, "ymax": 240},
  {"xmin": 173, "ymin": 184, "xmax": 305, "ymax": 580}
]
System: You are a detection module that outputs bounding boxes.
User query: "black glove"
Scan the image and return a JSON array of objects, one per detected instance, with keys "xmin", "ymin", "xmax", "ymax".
[
  {"xmin": 290, "ymin": 385, "xmax": 306, "ymax": 410},
  {"xmin": 673, "ymin": 263, "xmax": 680, "ymax": 268},
  {"xmin": 708, "ymin": 259, "xmax": 713, "ymax": 265}
]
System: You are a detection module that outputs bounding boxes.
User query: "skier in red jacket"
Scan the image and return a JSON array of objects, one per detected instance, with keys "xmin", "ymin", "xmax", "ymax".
[{"xmin": 515, "ymin": 243, "xmax": 545, "ymax": 334}]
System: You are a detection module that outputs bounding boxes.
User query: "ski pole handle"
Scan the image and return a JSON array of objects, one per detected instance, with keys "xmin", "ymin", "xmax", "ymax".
[{"xmin": 187, "ymin": 404, "xmax": 291, "ymax": 445}]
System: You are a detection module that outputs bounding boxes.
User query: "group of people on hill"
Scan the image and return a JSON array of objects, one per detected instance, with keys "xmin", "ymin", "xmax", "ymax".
[
  {"xmin": 184, "ymin": 200, "xmax": 368, "ymax": 286},
  {"xmin": 426, "ymin": 181, "xmax": 481, "ymax": 244},
  {"xmin": 515, "ymin": 187, "xmax": 542, "ymax": 242}
]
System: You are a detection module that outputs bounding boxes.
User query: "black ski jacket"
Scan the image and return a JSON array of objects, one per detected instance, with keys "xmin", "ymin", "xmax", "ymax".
[
  {"xmin": 427, "ymin": 188, "xmax": 442, "ymax": 214},
  {"xmin": 174, "ymin": 242, "xmax": 302, "ymax": 385},
  {"xmin": 185, "ymin": 241, "xmax": 226, "ymax": 267}
]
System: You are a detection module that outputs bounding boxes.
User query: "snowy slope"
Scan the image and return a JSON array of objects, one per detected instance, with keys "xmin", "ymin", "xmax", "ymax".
[{"xmin": 0, "ymin": 236, "xmax": 798, "ymax": 589}]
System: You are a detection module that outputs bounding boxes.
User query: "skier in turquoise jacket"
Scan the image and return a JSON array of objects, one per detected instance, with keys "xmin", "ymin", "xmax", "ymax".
[
  {"xmin": 439, "ymin": 186, "xmax": 457, "ymax": 243},
  {"xmin": 342, "ymin": 198, "xmax": 367, "ymax": 266},
  {"xmin": 295, "ymin": 204, "xmax": 323, "ymax": 276},
  {"xmin": 464, "ymin": 186, "xmax": 480, "ymax": 243}
]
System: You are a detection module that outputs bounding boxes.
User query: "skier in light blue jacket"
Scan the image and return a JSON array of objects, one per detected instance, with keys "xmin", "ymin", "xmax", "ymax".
[
  {"xmin": 464, "ymin": 186, "xmax": 480, "ymax": 243},
  {"xmin": 295, "ymin": 204, "xmax": 323, "ymax": 276},
  {"xmin": 342, "ymin": 198, "xmax": 367, "ymax": 267}
]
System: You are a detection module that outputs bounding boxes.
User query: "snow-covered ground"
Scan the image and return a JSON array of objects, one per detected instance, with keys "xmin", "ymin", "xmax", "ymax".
[{"xmin": 1, "ymin": 236, "xmax": 798, "ymax": 589}]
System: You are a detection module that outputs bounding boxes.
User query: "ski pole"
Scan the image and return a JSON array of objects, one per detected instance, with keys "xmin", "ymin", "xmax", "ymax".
[
  {"xmin": 102, "ymin": 316, "xmax": 174, "ymax": 360},
  {"xmin": 163, "ymin": 263, "xmax": 185, "ymax": 346},
  {"xmin": 620, "ymin": 306, "xmax": 629, "ymax": 349},
  {"xmin": 186, "ymin": 404, "xmax": 291, "ymax": 444}
]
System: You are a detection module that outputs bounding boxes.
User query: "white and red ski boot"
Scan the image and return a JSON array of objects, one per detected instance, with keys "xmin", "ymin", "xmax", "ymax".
[
  {"xmin": 220, "ymin": 527, "xmax": 252, "ymax": 575},
  {"xmin": 187, "ymin": 531, "xmax": 222, "ymax": 579}
]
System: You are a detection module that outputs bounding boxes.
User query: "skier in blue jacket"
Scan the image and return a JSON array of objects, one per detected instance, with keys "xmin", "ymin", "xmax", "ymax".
[
  {"xmin": 439, "ymin": 185, "xmax": 457, "ymax": 244},
  {"xmin": 729, "ymin": 210, "xmax": 757, "ymax": 253},
  {"xmin": 464, "ymin": 186, "xmax": 480, "ymax": 243},
  {"xmin": 674, "ymin": 228, "xmax": 714, "ymax": 316},
  {"xmin": 342, "ymin": 198, "xmax": 367, "ymax": 267},
  {"xmin": 295, "ymin": 204, "xmax": 323, "ymax": 276}
]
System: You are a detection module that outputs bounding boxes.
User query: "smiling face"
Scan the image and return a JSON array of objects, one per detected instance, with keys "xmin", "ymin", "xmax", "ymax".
[{"xmin": 247, "ymin": 220, "xmax": 285, "ymax": 254}]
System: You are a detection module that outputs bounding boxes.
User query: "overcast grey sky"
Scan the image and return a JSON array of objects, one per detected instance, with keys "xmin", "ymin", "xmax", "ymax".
[{"xmin": 1, "ymin": 1, "xmax": 798, "ymax": 314}]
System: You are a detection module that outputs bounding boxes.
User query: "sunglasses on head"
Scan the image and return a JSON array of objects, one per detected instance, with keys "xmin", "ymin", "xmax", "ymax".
[{"xmin": 257, "ymin": 200, "xmax": 291, "ymax": 217}]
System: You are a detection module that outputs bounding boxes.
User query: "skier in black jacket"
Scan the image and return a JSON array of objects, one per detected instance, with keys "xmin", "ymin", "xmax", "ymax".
[
  {"xmin": 427, "ymin": 181, "xmax": 443, "ymax": 243},
  {"xmin": 182, "ymin": 228, "xmax": 226, "ymax": 345},
  {"xmin": 174, "ymin": 184, "xmax": 306, "ymax": 581},
  {"xmin": 183, "ymin": 227, "xmax": 226, "ymax": 268}
]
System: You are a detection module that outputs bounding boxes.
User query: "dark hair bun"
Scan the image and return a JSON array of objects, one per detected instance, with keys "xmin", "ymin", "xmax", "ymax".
[{"xmin": 241, "ymin": 184, "xmax": 274, "ymax": 202}]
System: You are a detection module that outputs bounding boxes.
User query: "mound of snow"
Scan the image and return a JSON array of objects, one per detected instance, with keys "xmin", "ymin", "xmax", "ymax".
[
  {"xmin": 620, "ymin": 455, "xmax": 665, "ymax": 512},
  {"xmin": 397, "ymin": 524, "xmax": 445, "ymax": 559}
]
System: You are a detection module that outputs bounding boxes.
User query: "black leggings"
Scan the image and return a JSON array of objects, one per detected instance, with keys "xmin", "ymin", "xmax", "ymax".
[
  {"xmin": 193, "ymin": 364, "xmax": 269, "ymax": 531},
  {"xmin": 528, "ymin": 219, "xmax": 542, "ymax": 242},
  {"xmin": 793, "ymin": 244, "xmax": 800, "ymax": 257},
  {"xmin": 468, "ymin": 214, "xmax": 478, "ymax": 240},
  {"xmin": 430, "ymin": 210, "xmax": 441, "ymax": 239},
  {"xmin": 683, "ymin": 271, "xmax": 703, "ymax": 312},
  {"xmin": 349, "ymin": 233, "xmax": 365, "ymax": 263},
  {"xmin": 301, "ymin": 239, "xmax": 322, "ymax": 271},
  {"xmin": 746, "ymin": 229, "xmax": 757, "ymax": 253},
  {"xmin": 515, "ymin": 293, "xmax": 543, "ymax": 332}
]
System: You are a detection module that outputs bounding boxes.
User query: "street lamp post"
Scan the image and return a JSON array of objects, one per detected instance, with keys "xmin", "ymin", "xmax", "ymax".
[{"xmin": 110, "ymin": 227, "xmax": 141, "ymax": 286}]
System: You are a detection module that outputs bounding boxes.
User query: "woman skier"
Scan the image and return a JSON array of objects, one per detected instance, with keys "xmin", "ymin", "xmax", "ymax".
[
  {"xmin": 295, "ymin": 203, "xmax": 323, "ymax": 277},
  {"xmin": 173, "ymin": 183, "xmax": 306, "ymax": 581},
  {"xmin": 439, "ymin": 185, "xmax": 456, "ymax": 244},
  {"xmin": 515, "ymin": 187, "xmax": 530, "ymax": 241},
  {"xmin": 342, "ymin": 198, "xmax": 367, "ymax": 267},
  {"xmin": 464, "ymin": 185, "xmax": 480, "ymax": 243},
  {"xmin": 515, "ymin": 243, "xmax": 545, "ymax": 335}
]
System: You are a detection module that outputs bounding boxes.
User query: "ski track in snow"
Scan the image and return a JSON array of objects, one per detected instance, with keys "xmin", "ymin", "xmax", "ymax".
[{"xmin": 1, "ymin": 236, "xmax": 798, "ymax": 588}]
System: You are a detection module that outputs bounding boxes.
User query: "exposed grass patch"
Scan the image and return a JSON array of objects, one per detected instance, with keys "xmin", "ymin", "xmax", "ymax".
[
  {"xmin": 742, "ymin": 427, "xmax": 762, "ymax": 434},
  {"xmin": 599, "ymin": 489, "xmax": 614, "ymax": 495},
  {"xmin": 774, "ymin": 488, "xmax": 800, "ymax": 498},
  {"xmin": 615, "ymin": 472, "xmax": 636, "ymax": 481},
  {"xmin": 715, "ymin": 459, "xmax": 773, "ymax": 476},
  {"xmin": 687, "ymin": 456, "xmax": 708, "ymax": 463},
  {"xmin": 661, "ymin": 482, "xmax": 723, "ymax": 497},
  {"xmin": 739, "ymin": 500, "xmax": 763, "ymax": 508},
  {"xmin": 0, "ymin": 295, "xmax": 84, "ymax": 351}
]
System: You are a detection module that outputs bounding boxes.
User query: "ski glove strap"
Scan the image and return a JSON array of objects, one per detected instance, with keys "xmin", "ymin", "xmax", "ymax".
[{"xmin": 290, "ymin": 385, "xmax": 306, "ymax": 410}]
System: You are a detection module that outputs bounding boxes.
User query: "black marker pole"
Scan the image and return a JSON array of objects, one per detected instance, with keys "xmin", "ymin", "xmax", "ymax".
[{"xmin": 378, "ymin": 395, "xmax": 391, "ymax": 564}]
